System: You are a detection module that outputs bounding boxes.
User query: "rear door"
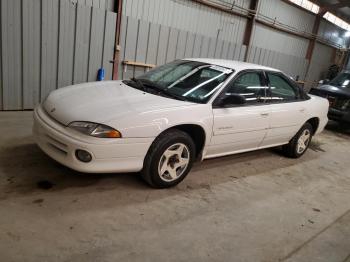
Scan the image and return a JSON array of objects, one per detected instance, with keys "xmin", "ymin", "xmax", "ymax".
[
  {"xmin": 207, "ymin": 70, "xmax": 270, "ymax": 157},
  {"xmin": 260, "ymin": 71, "xmax": 307, "ymax": 147}
]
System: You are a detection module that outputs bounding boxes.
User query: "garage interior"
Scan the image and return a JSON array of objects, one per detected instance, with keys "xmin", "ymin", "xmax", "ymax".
[{"xmin": 1, "ymin": 0, "xmax": 350, "ymax": 261}]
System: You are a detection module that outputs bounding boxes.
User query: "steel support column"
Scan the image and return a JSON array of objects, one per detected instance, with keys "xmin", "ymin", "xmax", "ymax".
[
  {"xmin": 243, "ymin": 0, "xmax": 259, "ymax": 62},
  {"xmin": 112, "ymin": 0, "xmax": 123, "ymax": 80},
  {"xmin": 304, "ymin": 8, "xmax": 326, "ymax": 80}
]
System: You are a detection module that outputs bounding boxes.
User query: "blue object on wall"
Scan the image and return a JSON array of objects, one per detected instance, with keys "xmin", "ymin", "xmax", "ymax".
[{"xmin": 97, "ymin": 68, "xmax": 105, "ymax": 81}]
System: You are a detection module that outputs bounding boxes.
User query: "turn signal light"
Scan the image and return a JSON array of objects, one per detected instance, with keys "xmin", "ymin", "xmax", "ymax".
[{"xmin": 107, "ymin": 130, "xmax": 122, "ymax": 138}]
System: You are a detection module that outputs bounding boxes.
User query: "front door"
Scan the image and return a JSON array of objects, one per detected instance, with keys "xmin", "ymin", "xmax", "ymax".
[{"xmin": 206, "ymin": 71, "xmax": 270, "ymax": 157}]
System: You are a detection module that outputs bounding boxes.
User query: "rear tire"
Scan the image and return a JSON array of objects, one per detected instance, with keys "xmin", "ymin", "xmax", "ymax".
[
  {"xmin": 282, "ymin": 123, "xmax": 313, "ymax": 158},
  {"xmin": 141, "ymin": 129, "xmax": 196, "ymax": 188}
]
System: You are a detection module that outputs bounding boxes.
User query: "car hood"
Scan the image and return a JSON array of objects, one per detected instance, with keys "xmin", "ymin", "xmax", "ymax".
[
  {"xmin": 317, "ymin": 84, "xmax": 350, "ymax": 97},
  {"xmin": 43, "ymin": 80, "xmax": 194, "ymax": 126}
]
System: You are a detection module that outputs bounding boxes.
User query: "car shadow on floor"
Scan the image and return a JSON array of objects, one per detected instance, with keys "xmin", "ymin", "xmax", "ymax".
[
  {"xmin": 0, "ymin": 140, "xmax": 149, "ymax": 195},
  {"xmin": 0, "ymin": 134, "xmax": 321, "ymax": 203}
]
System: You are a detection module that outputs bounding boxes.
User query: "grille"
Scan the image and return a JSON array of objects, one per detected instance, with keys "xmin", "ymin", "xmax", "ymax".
[{"xmin": 330, "ymin": 97, "xmax": 350, "ymax": 111}]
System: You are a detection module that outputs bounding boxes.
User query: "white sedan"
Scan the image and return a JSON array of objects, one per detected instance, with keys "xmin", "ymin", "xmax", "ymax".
[{"xmin": 33, "ymin": 59, "xmax": 329, "ymax": 188}]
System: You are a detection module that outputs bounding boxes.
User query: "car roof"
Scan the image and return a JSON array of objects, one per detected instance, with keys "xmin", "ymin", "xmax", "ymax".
[{"xmin": 184, "ymin": 58, "xmax": 281, "ymax": 73}]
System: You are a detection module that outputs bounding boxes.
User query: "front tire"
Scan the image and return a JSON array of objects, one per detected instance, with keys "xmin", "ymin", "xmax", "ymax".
[
  {"xmin": 142, "ymin": 129, "xmax": 196, "ymax": 188},
  {"xmin": 282, "ymin": 123, "xmax": 313, "ymax": 158}
]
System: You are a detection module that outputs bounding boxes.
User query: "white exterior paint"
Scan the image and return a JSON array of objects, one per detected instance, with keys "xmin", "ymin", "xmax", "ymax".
[{"xmin": 33, "ymin": 59, "xmax": 329, "ymax": 173}]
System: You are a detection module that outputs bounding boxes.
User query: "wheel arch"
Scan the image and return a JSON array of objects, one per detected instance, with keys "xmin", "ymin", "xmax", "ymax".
[
  {"xmin": 153, "ymin": 124, "xmax": 207, "ymax": 160},
  {"xmin": 305, "ymin": 117, "xmax": 320, "ymax": 134}
]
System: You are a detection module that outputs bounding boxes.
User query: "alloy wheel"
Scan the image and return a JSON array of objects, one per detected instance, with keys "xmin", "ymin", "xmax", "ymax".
[
  {"xmin": 158, "ymin": 143, "xmax": 190, "ymax": 182},
  {"xmin": 297, "ymin": 129, "xmax": 311, "ymax": 154}
]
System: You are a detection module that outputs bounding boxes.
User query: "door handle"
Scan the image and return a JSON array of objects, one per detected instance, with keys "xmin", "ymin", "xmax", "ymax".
[{"xmin": 260, "ymin": 113, "xmax": 269, "ymax": 117}]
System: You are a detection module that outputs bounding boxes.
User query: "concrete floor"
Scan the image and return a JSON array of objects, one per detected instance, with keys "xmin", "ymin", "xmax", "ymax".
[{"xmin": 0, "ymin": 111, "xmax": 350, "ymax": 262}]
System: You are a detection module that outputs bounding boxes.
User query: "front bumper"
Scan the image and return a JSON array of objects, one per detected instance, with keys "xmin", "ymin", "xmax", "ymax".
[
  {"xmin": 328, "ymin": 108, "xmax": 350, "ymax": 123},
  {"xmin": 33, "ymin": 105, "xmax": 153, "ymax": 173}
]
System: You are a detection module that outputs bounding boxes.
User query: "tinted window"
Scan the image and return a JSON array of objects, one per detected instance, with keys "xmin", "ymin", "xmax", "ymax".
[
  {"xmin": 225, "ymin": 72, "xmax": 267, "ymax": 104},
  {"xmin": 125, "ymin": 60, "xmax": 233, "ymax": 103},
  {"xmin": 267, "ymin": 73, "xmax": 298, "ymax": 102}
]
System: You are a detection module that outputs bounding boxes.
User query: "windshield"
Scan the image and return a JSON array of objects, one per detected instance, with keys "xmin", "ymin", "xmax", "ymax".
[
  {"xmin": 123, "ymin": 60, "xmax": 233, "ymax": 103},
  {"xmin": 329, "ymin": 72, "xmax": 350, "ymax": 88}
]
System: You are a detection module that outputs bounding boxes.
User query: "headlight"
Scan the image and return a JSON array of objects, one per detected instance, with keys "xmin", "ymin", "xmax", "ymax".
[{"xmin": 68, "ymin": 121, "xmax": 122, "ymax": 138}]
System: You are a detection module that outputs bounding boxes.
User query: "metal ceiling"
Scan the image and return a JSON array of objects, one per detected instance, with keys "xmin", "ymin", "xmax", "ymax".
[{"xmin": 313, "ymin": 0, "xmax": 350, "ymax": 23}]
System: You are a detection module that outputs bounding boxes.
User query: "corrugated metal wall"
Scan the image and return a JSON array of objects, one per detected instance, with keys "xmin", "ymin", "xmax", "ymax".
[
  {"xmin": 0, "ymin": 0, "xmax": 116, "ymax": 110},
  {"xmin": 122, "ymin": 0, "xmax": 248, "ymax": 43},
  {"xmin": 73, "ymin": 0, "xmax": 115, "ymax": 11},
  {"xmin": 318, "ymin": 20, "xmax": 349, "ymax": 48},
  {"xmin": 0, "ymin": 0, "xmax": 347, "ymax": 110},
  {"xmin": 118, "ymin": 0, "xmax": 348, "ymax": 90},
  {"xmin": 118, "ymin": 15, "xmax": 247, "ymax": 80},
  {"xmin": 118, "ymin": 0, "xmax": 310, "ymax": 81},
  {"xmin": 251, "ymin": 24, "xmax": 310, "ymax": 57},
  {"xmin": 257, "ymin": 0, "xmax": 315, "ymax": 34},
  {"xmin": 305, "ymin": 43, "xmax": 335, "ymax": 89},
  {"xmin": 246, "ymin": 44, "xmax": 308, "ymax": 79}
]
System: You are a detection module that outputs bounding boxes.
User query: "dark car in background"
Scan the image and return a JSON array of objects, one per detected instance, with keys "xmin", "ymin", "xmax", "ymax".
[{"xmin": 309, "ymin": 70, "xmax": 350, "ymax": 124}]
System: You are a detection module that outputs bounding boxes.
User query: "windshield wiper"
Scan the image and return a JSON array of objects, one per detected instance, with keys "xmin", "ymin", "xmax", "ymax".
[
  {"xmin": 130, "ymin": 77, "xmax": 147, "ymax": 91},
  {"xmin": 137, "ymin": 78, "xmax": 189, "ymax": 101}
]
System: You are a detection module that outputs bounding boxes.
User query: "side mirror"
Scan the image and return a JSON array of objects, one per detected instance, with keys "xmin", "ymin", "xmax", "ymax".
[{"xmin": 220, "ymin": 93, "xmax": 246, "ymax": 106}]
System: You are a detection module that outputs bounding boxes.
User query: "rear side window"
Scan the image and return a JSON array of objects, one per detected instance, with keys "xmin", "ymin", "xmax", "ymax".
[
  {"xmin": 267, "ymin": 73, "xmax": 298, "ymax": 102},
  {"xmin": 225, "ymin": 71, "xmax": 267, "ymax": 104}
]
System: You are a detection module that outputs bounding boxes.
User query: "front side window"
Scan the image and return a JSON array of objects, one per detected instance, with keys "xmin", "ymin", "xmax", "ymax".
[
  {"xmin": 267, "ymin": 72, "xmax": 298, "ymax": 102},
  {"xmin": 329, "ymin": 72, "xmax": 350, "ymax": 88},
  {"xmin": 123, "ymin": 60, "xmax": 233, "ymax": 103},
  {"xmin": 225, "ymin": 71, "xmax": 267, "ymax": 104}
]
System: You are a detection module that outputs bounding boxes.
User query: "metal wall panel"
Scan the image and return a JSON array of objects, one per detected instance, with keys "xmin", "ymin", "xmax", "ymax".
[
  {"xmin": 75, "ymin": 0, "xmax": 115, "ymax": 11},
  {"xmin": 305, "ymin": 43, "xmax": 335, "ymax": 90},
  {"xmin": 166, "ymin": 28, "xmax": 179, "ymax": 63},
  {"xmin": 102, "ymin": 11, "xmax": 117, "ymax": 79},
  {"xmin": 145, "ymin": 22, "xmax": 160, "ymax": 66},
  {"xmin": 118, "ymin": 15, "xmax": 128, "ymax": 79},
  {"xmin": 22, "ymin": 0, "xmax": 41, "ymax": 109},
  {"xmin": 120, "ymin": 0, "xmax": 320, "ymax": 84},
  {"xmin": 157, "ymin": 25, "xmax": 170, "ymax": 65},
  {"xmin": 118, "ymin": 15, "xmax": 249, "ymax": 80},
  {"xmin": 176, "ymin": 31, "xmax": 187, "ymax": 59},
  {"xmin": 88, "ymin": 7, "xmax": 106, "ymax": 81},
  {"xmin": 251, "ymin": 24, "xmax": 309, "ymax": 57},
  {"xmin": 41, "ymin": 0, "xmax": 59, "ymax": 101},
  {"xmin": 1, "ymin": 0, "xmax": 345, "ymax": 110},
  {"xmin": 123, "ymin": 0, "xmax": 248, "ymax": 43},
  {"xmin": 257, "ymin": 0, "xmax": 315, "ymax": 34},
  {"xmin": 318, "ymin": 20, "xmax": 349, "ymax": 48},
  {"xmin": 1, "ymin": 0, "xmax": 22, "ymax": 110},
  {"xmin": 58, "ymin": 0, "xmax": 76, "ymax": 88},
  {"xmin": 246, "ymin": 45, "xmax": 308, "ymax": 79},
  {"xmin": 122, "ymin": 16, "xmax": 139, "ymax": 79},
  {"xmin": 74, "ymin": 4, "xmax": 92, "ymax": 84},
  {"xmin": 134, "ymin": 20, "xmax": 150, "ymax": 77},
  {"xmin": 0, "ymin": 0, "xmax": 117, "ymax": 110}
]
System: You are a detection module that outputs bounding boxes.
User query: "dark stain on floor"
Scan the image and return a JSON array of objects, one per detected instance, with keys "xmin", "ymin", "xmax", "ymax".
[{"xmin": 37, "ymin": 180, "xmax": 55, "ymax": 190}]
